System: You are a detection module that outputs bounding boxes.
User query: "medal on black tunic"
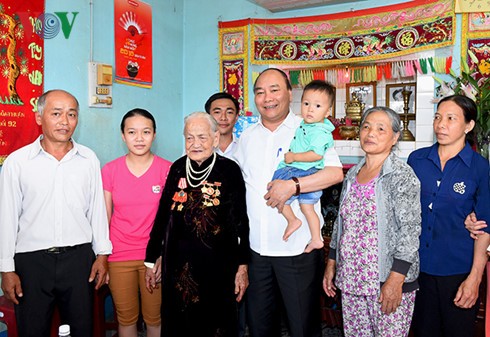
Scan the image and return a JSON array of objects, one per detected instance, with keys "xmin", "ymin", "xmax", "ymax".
[
  {"xmin": 201, "ymin": 181, "xmax": 221, "ymax": 207},
  {"xmin": 172, "ymin": 177, "xmax": 188, "ymax": 211}
]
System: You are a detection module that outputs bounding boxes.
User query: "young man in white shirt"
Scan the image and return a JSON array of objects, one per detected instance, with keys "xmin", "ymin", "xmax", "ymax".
[
  {"xmin": 0, "ymin": 90, "xmax": 112, "ymax": 337},
  {"xmin": 205, "ymin": 92, "xmax": 240, "ymax": 158},
  {"xmin": 234, "ymin": 68, "xmax": 343, "ymax": 337}
]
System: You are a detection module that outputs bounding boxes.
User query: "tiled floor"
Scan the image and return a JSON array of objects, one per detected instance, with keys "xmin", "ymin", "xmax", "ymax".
[
  {"xmin": 106, "ymin": 323, "xmax": 343, "ymax": 337},
  {"xmin": 106, "ymin": 324, "xmax": 343, "ymax": 337}
]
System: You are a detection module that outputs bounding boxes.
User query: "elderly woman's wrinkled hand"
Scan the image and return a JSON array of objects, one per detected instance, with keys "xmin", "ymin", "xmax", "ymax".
[
  {"xmin": 145, "ymin": 257, "xmax": 162, "ymax": 293},
  {"xmin": 379, "ymin": 272, "xmax": 404, "ymax": 315},
  {"xmin": 234, "ymin": 264, "xmax": 249, "ymax": 302},
  {"xmin": 154, "ymin": 256, "xmax": 162, "ymax": 283},
  {"xmin": 323, "ymin": 259, "xmax": 337, "ymax": 297},
  {"xmin": 464, "ymin": 212, "xmax": 487, "ymax": 240}
]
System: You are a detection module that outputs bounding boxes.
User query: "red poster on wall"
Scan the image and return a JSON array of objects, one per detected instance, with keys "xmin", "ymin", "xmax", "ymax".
[
  {"xmin": 114, "ymin": 0, "xmax": 152, "ymax": 88},
  {"xmin": 0, "ymin": 1, "xmax": 44, "ymax": 165}
]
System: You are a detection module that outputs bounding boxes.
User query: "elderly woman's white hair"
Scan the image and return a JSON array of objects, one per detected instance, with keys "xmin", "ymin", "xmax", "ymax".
[
  {"xmin": 183, "ymin": 111, "xmax": 219, "ymax": 134},
  {"xmin": 361, "ymin": 106, "xmax": 402, "ymax": 143}
]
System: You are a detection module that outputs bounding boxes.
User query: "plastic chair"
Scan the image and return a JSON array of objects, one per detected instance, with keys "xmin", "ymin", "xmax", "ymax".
[{"xmin": 0, "ymin": 295, "xmax": 17, "ymax": 337}]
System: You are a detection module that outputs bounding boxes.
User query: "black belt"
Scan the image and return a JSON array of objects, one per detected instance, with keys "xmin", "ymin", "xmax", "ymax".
[{"xmin": 45, "ymin": 244, "xmax": 84, "ymax": 254}]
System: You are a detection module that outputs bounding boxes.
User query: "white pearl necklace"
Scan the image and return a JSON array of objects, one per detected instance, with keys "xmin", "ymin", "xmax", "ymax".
[{"xmin": 186, "ymin": 152, "xmax": 216, "ymax": 188}]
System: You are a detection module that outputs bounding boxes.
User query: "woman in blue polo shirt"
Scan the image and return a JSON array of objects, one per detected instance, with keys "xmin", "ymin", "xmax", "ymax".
[{"xmin": 408, "ymin": 95, "xmax": 490, "ymax": 337}]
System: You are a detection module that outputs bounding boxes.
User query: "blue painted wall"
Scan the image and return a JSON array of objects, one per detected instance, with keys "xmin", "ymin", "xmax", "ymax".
[
  {"xmin": 0, "ymin": 0, "xmax": 467, "ymax": 297},
  {"xmin": 43, "ymin": 0, "xmax": 414, "ymax": 165},
  {"xmin": 44, "ymin": 0, "xmax": 184, "ymax": 165}
]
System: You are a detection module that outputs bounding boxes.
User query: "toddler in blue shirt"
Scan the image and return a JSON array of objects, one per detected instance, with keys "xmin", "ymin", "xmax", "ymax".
[{"xmin": 272, "ymin": 80, "xmax": 335, "ymax": 252}]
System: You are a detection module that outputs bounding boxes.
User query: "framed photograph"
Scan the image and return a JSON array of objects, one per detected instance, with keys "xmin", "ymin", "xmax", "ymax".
[
  {"xmin": 346, "ymin": 82, "xmax": 377, "ymax": 109},
  {"xmin": 385, "ymin": 83, "xmax": 416, "ymax": 114}
]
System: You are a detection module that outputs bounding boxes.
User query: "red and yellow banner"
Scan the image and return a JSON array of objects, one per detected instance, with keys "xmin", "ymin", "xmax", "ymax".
[
  {"xmin": 456, "ymin": 0, "xmax": 490, "ymax": 13},
  {"xmin": 219, "ymin": 0, "xmax": 455, "ymax": 66},
  {"xmin": 219, "ymin": 23, "xmax": 248, "ymax": 114},
  {"xmin": 114, "ymin": 0, "xmax": 152, "ymax": 88},
  {"xmin": 0, "ymin": 1, "xmax": 44, "ymax": 165},
  {"xmin": 462, "ymin": 12, "xmax": 490, "ymax": 78}
]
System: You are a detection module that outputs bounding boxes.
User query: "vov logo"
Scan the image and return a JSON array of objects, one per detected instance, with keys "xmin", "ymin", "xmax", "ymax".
[{"xmin": 33, "ymin": 12, "xmax": 79, "ymax": 39}]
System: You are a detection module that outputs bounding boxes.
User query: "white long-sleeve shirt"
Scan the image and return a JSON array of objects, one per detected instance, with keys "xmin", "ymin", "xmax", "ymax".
[
  {"xmin": 217, "ymin": 134, "xmax": 238, "ymax": 159},
  {"xmin": 0, "ymin": 136, "xmax": 112, "ymax": 272},
  {"xmin": 234, "ymin": 112, "xmax": 341, "ymax": 256}
]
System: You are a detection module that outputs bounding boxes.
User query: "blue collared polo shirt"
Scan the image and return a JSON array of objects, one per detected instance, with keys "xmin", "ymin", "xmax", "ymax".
[{"xmin": 407, "ymin": 142, "xmax": 490, "ymax": 276}]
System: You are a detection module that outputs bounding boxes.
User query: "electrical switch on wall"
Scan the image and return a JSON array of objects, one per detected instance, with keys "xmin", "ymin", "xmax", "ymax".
[{"xmin": 88, "ymin": 62, "xmax": 113, "ymax": 108}]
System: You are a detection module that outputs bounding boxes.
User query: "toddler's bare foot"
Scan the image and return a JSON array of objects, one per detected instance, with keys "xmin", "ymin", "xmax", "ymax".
[
  {"xmin": 304, "ymin": 239, "xmax": 324, "ymax": 253},
  {"xmin": 283, "ymin": 219, "xmax": 302, "ymax": 241}
]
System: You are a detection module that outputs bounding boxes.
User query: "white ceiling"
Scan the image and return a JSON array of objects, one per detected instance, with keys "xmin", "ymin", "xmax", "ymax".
[{"xmin": 247, "ymin": 0, "xmax": 371, "ymax": 12}]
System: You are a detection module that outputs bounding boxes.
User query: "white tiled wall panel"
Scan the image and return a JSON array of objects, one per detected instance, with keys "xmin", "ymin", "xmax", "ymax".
[{"xmin": 291, "ymin": 51, "xmax": 437, "ymax": 159}]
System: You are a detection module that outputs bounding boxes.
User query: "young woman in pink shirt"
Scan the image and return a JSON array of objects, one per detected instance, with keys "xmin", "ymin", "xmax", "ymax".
[{"xmin": 102, "ymin": 108, "xmax": 172, "ymax": 337}]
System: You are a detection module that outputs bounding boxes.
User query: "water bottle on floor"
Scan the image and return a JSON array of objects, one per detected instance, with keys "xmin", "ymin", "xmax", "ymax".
[{"xmin": 58, "ymin": 324, "xmax": 71, "ymax": 337}]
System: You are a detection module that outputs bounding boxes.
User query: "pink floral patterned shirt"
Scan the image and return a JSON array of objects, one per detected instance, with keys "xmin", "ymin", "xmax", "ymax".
[{"xmin": 336, "ymin": 178, "xmax": 379, "ymax": 296}]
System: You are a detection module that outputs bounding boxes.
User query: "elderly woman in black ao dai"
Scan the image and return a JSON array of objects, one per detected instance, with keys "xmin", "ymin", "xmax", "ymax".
[{"xmin": 145, "ymin": 112, "xmax": 250, "ymax": 337}]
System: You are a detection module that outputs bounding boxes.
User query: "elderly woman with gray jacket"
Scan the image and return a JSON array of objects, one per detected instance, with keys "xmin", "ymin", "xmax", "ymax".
[{"xmin": 323, "ymin": 106, "xmax": 421, "ymax": 337}]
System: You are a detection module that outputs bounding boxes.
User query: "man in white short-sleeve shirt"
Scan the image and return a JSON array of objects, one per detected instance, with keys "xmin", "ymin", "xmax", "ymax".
[{"xmin": 234, "ymin": 68, "xmax": 343, "ymax": 337}]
